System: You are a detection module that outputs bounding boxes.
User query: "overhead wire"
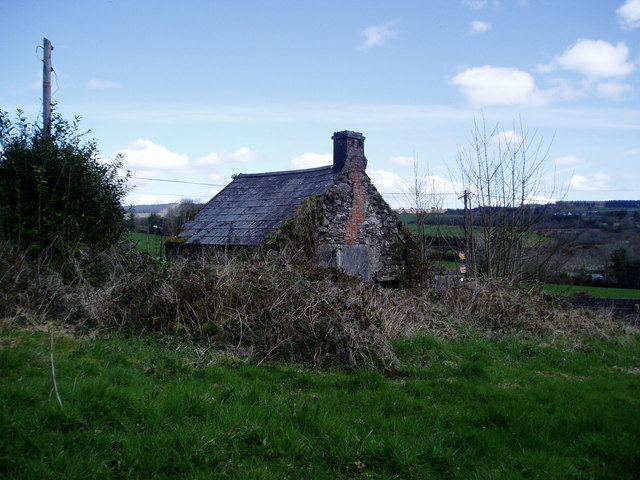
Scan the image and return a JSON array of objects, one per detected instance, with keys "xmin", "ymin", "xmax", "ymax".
[
  {"xmin": 34, "ymin": 44, "xmax": 44, "ymax": 128},
  {"xmin": 122, "ymin": 174, "xmax": 637, "ymax": 201},
  {"xmin": 124, "ymin": 175, "xmax": 227, "ymax": 187}
]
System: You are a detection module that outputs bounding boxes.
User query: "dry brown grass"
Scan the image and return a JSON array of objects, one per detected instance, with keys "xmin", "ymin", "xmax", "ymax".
[
  {"xmin": 432, "ymin": 279, "xmax": 626, "ymax": 341},
  {"xmin": 0, "ymin": 241, "xmax": 632, "ymax": 369}
]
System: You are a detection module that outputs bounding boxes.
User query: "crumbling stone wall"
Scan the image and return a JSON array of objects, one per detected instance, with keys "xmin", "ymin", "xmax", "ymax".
[{"xmin": 317, "ymin": 168, "xmax": 411, "ymax": 281}]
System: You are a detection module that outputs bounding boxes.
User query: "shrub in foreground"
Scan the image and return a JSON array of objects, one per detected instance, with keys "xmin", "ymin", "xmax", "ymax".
[{"xmin": 0, "ymin": 110, "xmax": 128, "ymax": 257}]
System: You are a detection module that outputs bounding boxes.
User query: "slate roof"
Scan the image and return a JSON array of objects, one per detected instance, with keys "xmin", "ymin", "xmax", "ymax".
[{"xmin": 177, "ymin": 166, "xmax": 341, "ymax": 246}]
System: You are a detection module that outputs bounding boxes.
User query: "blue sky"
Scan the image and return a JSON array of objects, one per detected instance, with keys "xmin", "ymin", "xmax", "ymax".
[{"xmin": 2, "ymin": 0, "xmax": 639, "ymax": 208}]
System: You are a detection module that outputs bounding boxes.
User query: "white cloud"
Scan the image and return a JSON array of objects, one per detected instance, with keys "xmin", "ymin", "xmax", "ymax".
[
  {"xmin": 195, "ymin": 147, "xmax": 259, "ymax": 166},
  {"xmin": 368, "ymin": 170, "xmax": 409, "ymax": 208},
  {"xmin": 569, "ymin": 173, "xmax": 612, "ymax": 191},
  {"xmin": 289, "ymin": 153, "xmax": 332, "ymax": 169},
  {"xmin": 527, "ymin": 194, "xmax": 557, "ymax": 204},
  {"xmin": 470, "ymin": 20, "xmax": 491, "ymax": 34},
  {"xmin": 537, "ymin": 40, "xmax": 635, "ymax": 101},
  {"xmin": 128, "ymin": 193, "xmax": 204, "ymax": 206},
  {"xmin": 617, "ymin": 0, "xmax": 640, "ymax": 29},
  {"xmin": 550, "ymin": 156, "xmax": 587, "ymax": 176},
  {"xmin": 542, "ymin": 77, "xmax": 585, "ymax": 101},
  {"xmin": 120, "ymin": 142, "xmax": 258, "ymax": 206},
  {"xmin": 127, "ymin": 168, "xmax": 158, "ymax": 179},
  {"xmin": 423, "ymin": 175, "xmax": 463, "ymax": 197},
  {"xmin": 490, "ymin": 130, "xmax": 524, "ymax": 147},
  {"xmin": 195, "ymin": 153, "xmax": 222, "ymax": 166},
  {"xmin": 207, "ymin": 173, "xmax": 225, "ymax": 184},
  {"xmin": 228, "ymin": 147, "xmax": 260, "ymax": 163},
  {"xmin": 596, "ymin": 81, "xmax": 633, "ymax": 100},
  {"xmin": 360, "ymin": 20, "xmax": 400, "ymax": 50},
  {"xmin": 119, "ymin": 139, "xmax": 188, "ymax": 170},
  {"xmin": 87, "ymin": 78, "xmax": 121, "ymax": 89},
  {"xmin": 452, "ymin": 65, "xmax": 547, "ymax": 106},
  {"xmin": 552, "ymin": 156, "xmax": 584, "ymax": 167},
  {"xmin": 620, "ymin": 147, "xmax": 640, "ymax": 157},
  {"xmin": 389, "ymin": 156, "xmax": 416, "ymax": 167},
  {"xmin": 137, "ymin": 194, "xmax": 163, "ymax": 205},
  {"xmin": 461, "ymin": 0, "xmax": 488, "ymax": 9},
  {"xmin": 545, "ymin": 40, "xmax": 634, "ymax": 78},
  {"xmin": 369, "ymin": 170, "xmax": 462, "ymax": 209}
]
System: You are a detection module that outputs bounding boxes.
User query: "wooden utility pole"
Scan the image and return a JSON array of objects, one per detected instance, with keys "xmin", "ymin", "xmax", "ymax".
[
  {"xmin": 461, "ymin": 189, "xmax": 471, "ymax": 275},
  {"xmin": 43, "ymin": 37, "xmax": 53, "ymax": 135}
]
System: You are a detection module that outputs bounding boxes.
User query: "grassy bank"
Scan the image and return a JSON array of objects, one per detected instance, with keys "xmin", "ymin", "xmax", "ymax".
[
  {"xmin": 544, "ymin": 283, "xmax": 640, "ymax": 299},
  {"xmin": 2, "ymin": 327, "xmax": 639, "ymax": 479}
]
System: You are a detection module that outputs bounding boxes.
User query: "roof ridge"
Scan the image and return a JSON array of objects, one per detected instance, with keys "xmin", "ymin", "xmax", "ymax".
[{"xmin": 237, "ymin": 165, "xmax": 334, "ymax": 178}]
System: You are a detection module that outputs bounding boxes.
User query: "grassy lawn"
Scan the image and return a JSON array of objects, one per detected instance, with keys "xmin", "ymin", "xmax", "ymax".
[
  {"xmin": 1, "ymin": 328, "xmax": 639, "ymax": 479},
  {"xmin": 130, "ymin": 232, "xmax": 167, "ymax": 257},
  {"xmin": 544, "ymin": 283, "xmax": 640, "ymax": 299}
]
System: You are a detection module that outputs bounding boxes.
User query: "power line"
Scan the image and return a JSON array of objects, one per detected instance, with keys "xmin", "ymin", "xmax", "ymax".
[
  {"xmin": 382, "ymin": 189, "xmax": 639, "ymax": 196},
  {"xmin": 124, "ymin": 176, "xmax": 227, "ymax": 187},
  {"xmin": 122, "ymin": 175, "xmax": 637, "ymax": 195},
  {"xmin": 122, "ymin": 176, "xmax": 638, "ymax": 201},
  {"xmin": 381, "ymin": 192, "xmax": 460, "ymax": 196}
]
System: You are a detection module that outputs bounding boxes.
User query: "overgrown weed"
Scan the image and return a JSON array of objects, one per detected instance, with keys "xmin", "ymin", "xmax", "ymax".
[
  {"xmin": 0, "ymin": 240, "xmax": 634, "ymax": 369},
  {"xmin": 433, "ymin": 279, "xmax": 628, "ymax": 342}
]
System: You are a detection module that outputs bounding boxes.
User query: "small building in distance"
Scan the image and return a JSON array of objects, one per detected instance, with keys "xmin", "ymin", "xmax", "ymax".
[{"xmin": 168, "ymin": 131, "xmax": 416, "ymax": 282}]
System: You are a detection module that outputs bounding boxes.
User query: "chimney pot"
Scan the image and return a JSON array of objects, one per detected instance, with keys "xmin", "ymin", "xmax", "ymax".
[{"xmin": 332, "ymin": 130, "xmax": 366, "ymax": 172}]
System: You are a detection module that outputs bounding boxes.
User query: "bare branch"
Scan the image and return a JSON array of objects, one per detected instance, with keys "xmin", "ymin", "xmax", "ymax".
[{"xmin": 455, "ymin": 117, "xmax": 561, "ymax": 283}]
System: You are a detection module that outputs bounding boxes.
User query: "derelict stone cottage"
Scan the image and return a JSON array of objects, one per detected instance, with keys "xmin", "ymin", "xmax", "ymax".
[{"xmin": 168, "ymin": 131, "xmax": 415, "ymax": 282}]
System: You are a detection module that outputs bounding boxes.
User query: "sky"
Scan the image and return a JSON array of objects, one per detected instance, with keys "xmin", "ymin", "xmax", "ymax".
[{"xmin": 2, "ymin": 0, "xmax": 640, "ymax": 209}]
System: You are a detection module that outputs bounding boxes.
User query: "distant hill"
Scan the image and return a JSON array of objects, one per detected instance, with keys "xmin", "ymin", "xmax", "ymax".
[{"xmin": 127, "ymin": 204, "xmax": 175, "ymax": 214}]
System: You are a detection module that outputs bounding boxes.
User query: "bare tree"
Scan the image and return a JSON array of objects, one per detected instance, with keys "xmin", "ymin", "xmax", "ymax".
[
  {"xmin": 402, "ymin": 156, "xmax": 446, "ymax": 265},
  {"xmin": 164, "ymin": 198, "xmax": 203, "ymax": 235},
  {"xmin": 456, "ymin": 117, "xmax": 559, "ymax": 283}
]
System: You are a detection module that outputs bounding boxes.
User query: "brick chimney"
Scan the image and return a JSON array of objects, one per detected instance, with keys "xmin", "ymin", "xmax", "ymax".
[{"xmin": 332, "ymin": 130, "xmax": 366, "ymax": 172}]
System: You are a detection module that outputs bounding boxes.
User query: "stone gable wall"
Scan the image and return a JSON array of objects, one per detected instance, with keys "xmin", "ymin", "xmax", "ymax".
[{"xmin": 317, "ymin": 169, "xmax": 410, "ymax": 281}]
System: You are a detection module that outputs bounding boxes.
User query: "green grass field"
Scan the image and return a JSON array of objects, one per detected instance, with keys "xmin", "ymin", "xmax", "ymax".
[
  {"xmin": 130, "ymin": 232, "xmax": 167, "ymax": 257},
  {"xmin": 2, "ymin": 328, "xmax": 639, "ymax": 479},
  {"xmin": 544, "ymin": 283, "xmax": 640, "ymax": 299},
  {"xmin": 404, "ymin": 224, "xmax": 466, "ymax": 237}
]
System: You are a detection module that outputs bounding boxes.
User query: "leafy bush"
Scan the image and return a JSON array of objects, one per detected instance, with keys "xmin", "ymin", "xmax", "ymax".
[{"xmin": 0, "ymin": 110, "xmax": 128, "ymax": 256}]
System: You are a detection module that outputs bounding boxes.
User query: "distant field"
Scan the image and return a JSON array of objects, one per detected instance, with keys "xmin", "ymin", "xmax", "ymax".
[
  {"xmin": 130, "ymin": 232, "xmax": 167, "ymax": 256},
  {"xmin": 404, "ymin": 224, "xmax": 466, "ymax": 237},
  {"xmin": 544, "ymin": 283, "xmax": 640, "ymax": 299},
  {"xmin": 397, "ymin": 213, "xmax": 464, "ymax": 224},
  {"xmin": 433, "ymin": 260, "xmax": 460, "ymax": 271}
]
